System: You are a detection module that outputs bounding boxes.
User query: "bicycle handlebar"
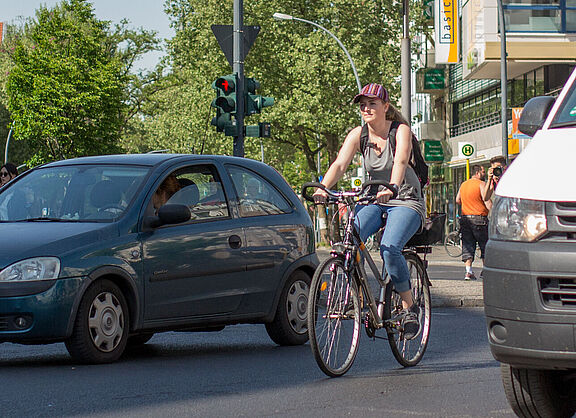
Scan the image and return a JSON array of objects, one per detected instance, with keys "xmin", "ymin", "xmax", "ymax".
[{"xmin": 301, "ymin": 180, "xmax": 398, "ymax": 204}]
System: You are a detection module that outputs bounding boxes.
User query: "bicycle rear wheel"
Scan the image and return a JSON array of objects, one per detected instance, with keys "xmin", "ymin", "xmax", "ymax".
[
  {"xmin": 444, "ymin": 230, "xmax": 462, "ymax": 258},
  {"xmin": 384, "ymin": 252, "xmax": 431, "ymax": 367},
  {"xmin": 308, "ymin": 256, "xmax": 361, "ymax": 377}
]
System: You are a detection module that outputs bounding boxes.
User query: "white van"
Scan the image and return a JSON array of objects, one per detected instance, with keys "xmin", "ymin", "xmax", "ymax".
[{"xmin": 484, "ymin": 66, "xmax": 576, "ymax": 417}]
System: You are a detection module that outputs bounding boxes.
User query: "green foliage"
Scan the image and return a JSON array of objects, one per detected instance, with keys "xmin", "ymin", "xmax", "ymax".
[
  {"xmin": 149, "ymin": 0, "xmax": 429, "ymax": 189},
  {"xmin": 3, "ymin": 0, "xmax": 160, "ymax": 165}
]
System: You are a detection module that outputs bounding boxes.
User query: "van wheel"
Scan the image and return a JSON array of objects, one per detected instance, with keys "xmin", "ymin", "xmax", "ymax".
[
  {"xmin": 265, "ymin": 271, "xmax": 310, "ymax": 346},
  {"xmin": 501, "ymin": 363, "xmax": 576, "ymax": 418},
  {"xmin": 65, "ymin": 279, "xmax": 129, "ymax": 364}
]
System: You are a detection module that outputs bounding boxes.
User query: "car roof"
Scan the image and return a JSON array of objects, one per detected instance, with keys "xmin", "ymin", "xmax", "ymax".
[{"xmin": 41, "ymin": 154, "xmax": 248, "ymax": 168}]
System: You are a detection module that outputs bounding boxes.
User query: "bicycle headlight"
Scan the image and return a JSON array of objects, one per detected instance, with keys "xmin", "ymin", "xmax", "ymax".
[
  {"xmin": 0, "ymin": 257, "xmax": 61, "ymax": 282},
  {"xmin": 489, "ymin": 196, "xmax": 547, "ymax": 242}
]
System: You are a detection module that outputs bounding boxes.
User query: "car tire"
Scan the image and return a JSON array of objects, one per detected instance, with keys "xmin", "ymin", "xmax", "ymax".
[
  {"xmin": 65, "ymin": 279, "xmax": 129, "ymax": 364},
  {"xmin": 501, "ymin": 363, "xmax": 576, "ymax": 418},
  {"xmin": 265, "ymin": 270, "xmax": 311, "ymax": 346},
  {"xmin": 127, "ymin": 333, "xmax": 154, "ymax": 347}
]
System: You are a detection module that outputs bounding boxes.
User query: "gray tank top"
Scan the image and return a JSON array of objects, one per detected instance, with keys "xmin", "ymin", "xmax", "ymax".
[{"xmin": 362, "ymin": 129, "xmax": 426, "ymax": 225}]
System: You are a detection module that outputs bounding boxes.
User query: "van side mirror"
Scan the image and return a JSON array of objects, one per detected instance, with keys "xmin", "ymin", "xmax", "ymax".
[
  {"xmin": 518, "ymin": 96, "xmax": 556, "ymax": 137},
  {"xmin": 144, "ymin": 204, "xmax": 191, "ymax": 229}
]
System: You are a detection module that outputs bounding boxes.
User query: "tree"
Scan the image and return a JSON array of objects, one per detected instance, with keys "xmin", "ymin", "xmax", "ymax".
[
  {"xmin": 3, "ymin": 0, "xmax": 159, "ymax": 165},
  {"xmin": 154, "ymin": 0, "xmax": 428, "ymax": 187}
]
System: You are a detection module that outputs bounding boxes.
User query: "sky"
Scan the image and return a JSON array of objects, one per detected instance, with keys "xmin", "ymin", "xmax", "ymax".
[{"xmin": 1, "ymin": 0, "xmax": 176, "ymax": 72}]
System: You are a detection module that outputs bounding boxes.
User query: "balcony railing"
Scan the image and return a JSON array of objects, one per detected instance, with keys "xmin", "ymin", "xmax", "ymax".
[{"xmin": 450, "ymin": 111, "xmax": 510, "ymax": 137}]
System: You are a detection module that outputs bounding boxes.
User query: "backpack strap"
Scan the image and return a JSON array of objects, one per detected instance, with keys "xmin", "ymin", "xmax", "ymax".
[
  {"xmin": 387, "ymin": 120, "xmax": 402, "ymax": 156},
  {"xmin": 360, "ymin": 123, "xmax": 369, "ymax": 155}
]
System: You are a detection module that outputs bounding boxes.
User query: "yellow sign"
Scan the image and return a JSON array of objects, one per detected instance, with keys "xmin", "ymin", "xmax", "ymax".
[
  {"xmin": 352, "ymin": 177, "xmax": 362, "ymax": 188},
  {"xmin": 435, "ymin": 0, "xmax": 459, "ymax": 64},
  {"xmin": 462, "ymin": 143, "xmax": 474, "ymax": 157}
]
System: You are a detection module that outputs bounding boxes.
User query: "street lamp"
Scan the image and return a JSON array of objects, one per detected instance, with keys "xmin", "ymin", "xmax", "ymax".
[
  {"xmin": 496, "ymin": 0, "xmax": 509, "ymax": 165},
  {"xmin": 272, "ymin": 13, "xmax": 362, "ymax": 95},
  {"xmin": 273, "ymin": 13, "xmax": 366, "ymax": 189}
]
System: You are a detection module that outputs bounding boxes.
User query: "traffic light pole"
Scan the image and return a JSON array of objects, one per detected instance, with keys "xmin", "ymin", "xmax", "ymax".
[{"xmin": 233, "ymin": 0, "xmax": 245, "ymax": 157}]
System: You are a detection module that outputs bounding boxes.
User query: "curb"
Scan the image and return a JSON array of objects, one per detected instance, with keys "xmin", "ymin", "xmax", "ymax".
[{"xmin": 315, "ymin": 249, "xmax": 484, "ymax": 309}]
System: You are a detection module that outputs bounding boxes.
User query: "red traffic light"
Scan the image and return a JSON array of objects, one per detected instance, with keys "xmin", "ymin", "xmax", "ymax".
[{"xmin": 214, "ymin": 75, "xmax": 236, "ymax": 93}]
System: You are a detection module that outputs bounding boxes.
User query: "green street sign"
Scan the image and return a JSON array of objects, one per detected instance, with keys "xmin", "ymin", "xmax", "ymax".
[
  {"xmin": 424, "ymin": 140, "xmax": 444, "ymax": 162},
  {"xmin": 423, "ymin": 69, "xmax": 445, "ymax": 90}
]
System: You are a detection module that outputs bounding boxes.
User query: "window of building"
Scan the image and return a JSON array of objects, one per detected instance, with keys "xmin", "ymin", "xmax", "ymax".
[
  {"xmin": 450, "ymin": 64, "xmax": 574, "ymax": 137},
  {"xmin": 503, "ymin": 0, "xmax": 576, "ymax": 33}
]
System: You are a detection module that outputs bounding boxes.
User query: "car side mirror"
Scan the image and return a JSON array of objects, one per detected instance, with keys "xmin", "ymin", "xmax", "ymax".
[
  {"xmin": 518, "ymin": 96, "xmax": 556, "ymax": 137},
  {"xmin": 144, "ymin": 204, "xmax": 191, "ymax": 229}
]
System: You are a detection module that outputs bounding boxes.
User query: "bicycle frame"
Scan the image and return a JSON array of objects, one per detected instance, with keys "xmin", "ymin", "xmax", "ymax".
[{"xmin": 331, "ymin": 195, "xmax": 388, "ymax": 330}]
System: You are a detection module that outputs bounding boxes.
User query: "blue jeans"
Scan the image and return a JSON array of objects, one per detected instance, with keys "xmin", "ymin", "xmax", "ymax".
[{"xmin": 354, "ymin": 204, "xmax": 421, "ymax": 293}]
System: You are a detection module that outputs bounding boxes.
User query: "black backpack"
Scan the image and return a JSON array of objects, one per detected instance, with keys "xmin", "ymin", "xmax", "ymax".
[{"xmin": 360, "ymin": 121, "xmax": 429, "ymax": 194}]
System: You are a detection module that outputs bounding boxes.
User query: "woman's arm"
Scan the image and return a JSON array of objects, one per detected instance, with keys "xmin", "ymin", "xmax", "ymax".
[
  {"xmin": 390, "ymin": 123, "xmax": 412, "ymax": 186},
  {"xmin": 319, "ymin": 126, "xmax": 362, "ymax": 189}
]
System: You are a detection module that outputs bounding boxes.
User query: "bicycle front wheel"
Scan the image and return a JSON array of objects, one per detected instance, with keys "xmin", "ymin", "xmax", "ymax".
[
  {"xmin": 308, "ymin": 256, "xmax": 361, "ymax": 377},
  {"xmin": 444, "ymin": 230, "xmax": 462, "ymax": 258},
  {"xmin": 384, "ymin": 253, "xmax": 431, "ymax": 367}
]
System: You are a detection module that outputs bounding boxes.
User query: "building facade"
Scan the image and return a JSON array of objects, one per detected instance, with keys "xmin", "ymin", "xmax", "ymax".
[{"xmin": 415, "ymin": 0, "xmax": 576, "ymax": 225}]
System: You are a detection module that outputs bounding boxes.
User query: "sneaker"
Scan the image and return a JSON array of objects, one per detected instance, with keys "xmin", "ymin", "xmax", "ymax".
[
  {"xmin": 465, "ymin": 272, "xmax": 477, "ymax": 281},
  {"xmin": 401, "ymin": 305, "xmax": 421, "ymax": 340}
]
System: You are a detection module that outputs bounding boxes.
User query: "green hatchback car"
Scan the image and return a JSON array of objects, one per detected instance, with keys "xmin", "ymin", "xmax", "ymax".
[{"xmin": 0, "ymin": 154, "xmax": 318, "ymax": 363}]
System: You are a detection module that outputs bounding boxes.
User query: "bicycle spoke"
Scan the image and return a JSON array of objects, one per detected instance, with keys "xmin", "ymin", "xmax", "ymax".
[{"xmin": 308, "ymin": 257, "xmax": 361, "ymax": 377}]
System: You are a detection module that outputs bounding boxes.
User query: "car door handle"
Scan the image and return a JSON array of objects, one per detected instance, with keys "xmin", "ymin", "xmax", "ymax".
[{"xmin": 228, "ymin": 235, "xmax": 242, "ymax": 249}]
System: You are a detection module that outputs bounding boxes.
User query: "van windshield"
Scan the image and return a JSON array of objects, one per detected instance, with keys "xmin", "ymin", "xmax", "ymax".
[
  {"xmin": 550, "ymin": 82, "xmax": 576, "ymax": 128},
  {"xmin": 0, "ymin": 165, "xmax": 149, "ymax": 222}
]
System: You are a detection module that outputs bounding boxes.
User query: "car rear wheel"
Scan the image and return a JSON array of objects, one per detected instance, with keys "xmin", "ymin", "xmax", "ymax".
[
  {"xmin": 501, "ymin": 363, "xmax": 576, "ymax": 418},
  {"xmin": 265, "ymin": 270, "xmax": 311, "ymax": 346},
  {"xmin": 65, "ymin": 279, "xmax": 129, "ymax": 364}
]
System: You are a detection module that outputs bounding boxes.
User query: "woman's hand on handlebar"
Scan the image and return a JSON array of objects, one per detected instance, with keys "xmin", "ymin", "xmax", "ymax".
[
  {"xmin": 312, "ymin": 188, "xmax": 328, "ymax": 205},
  {"xmin": 375, "ymin": 188, "xmax": 394, "ymax": 204}
]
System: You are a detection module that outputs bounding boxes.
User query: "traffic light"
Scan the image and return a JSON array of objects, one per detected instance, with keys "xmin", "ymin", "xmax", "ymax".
[
  {"xmin": 245, "ymin": 77, "xmax": 274, "ymax": 116},
  {"xmin": 211, "ymin": 74, "xmax": 238, "ymax": 136}
]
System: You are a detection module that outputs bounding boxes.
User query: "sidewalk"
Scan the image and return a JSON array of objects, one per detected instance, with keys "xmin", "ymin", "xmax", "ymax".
[{"xmin": 315, "ymin": 244, "xmax": 484, "ymax": 308}]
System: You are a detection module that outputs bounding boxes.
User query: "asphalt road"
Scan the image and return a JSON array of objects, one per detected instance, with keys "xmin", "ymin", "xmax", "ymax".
[{"xmin": 1, "ymin": 307, "xmax": 514, "ymax": 418}]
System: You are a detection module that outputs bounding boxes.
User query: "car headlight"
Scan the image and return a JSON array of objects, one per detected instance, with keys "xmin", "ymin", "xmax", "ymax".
[
  {"xmin": 0, "ymin": 257, "xmax": 61, "ymax": 282},
  {"xmin": 489, "ymin": 196, "xmax": 547, "ymax": 242}
]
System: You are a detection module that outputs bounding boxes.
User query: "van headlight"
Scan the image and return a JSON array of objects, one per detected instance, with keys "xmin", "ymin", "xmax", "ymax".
[
  {"xmin": 0, "ymin": 257, "xmax": 61, "ymax": 282},
  {"xmin": 489, "ymin": 196, "xmax": 547, "ymax": 242}
]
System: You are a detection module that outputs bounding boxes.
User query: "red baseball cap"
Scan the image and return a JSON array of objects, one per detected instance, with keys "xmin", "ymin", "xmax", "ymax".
[{"xmin": 353, "ymin": 83, "xmax": 389, "ymax": 103}]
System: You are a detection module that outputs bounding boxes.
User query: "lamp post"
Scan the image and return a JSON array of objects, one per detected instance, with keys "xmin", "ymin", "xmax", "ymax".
[
  {"xmin": 272, "ymin": 13, "xmax": 362, "ymax": 95},
  {"xmin": 401, "ymin": 0, "xmax": 411, "ymax": 123},
  {"xmin": 273, "ymin": 12, "xmax": 365, "ymax": 180},
  {"xmin": 496, "ymin": 0, "xmax": 509, "ymax": 165}
]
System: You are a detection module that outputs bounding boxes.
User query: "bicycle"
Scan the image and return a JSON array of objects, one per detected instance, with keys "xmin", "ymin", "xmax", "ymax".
[
  {"xmin": 444, "ymin": 217, "xmax": 462, "ymax": 258},
  {"xmin": 443, "ymin": 216, "xmax": 482, "ymax": 259},
  {"xmin": 302, "ymin": 181, "xmax": 432, "ymax": 377}
]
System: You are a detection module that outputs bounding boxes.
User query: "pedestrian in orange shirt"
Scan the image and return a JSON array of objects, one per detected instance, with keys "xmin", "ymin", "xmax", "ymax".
[{"xmin": 455, "ymin": 164, "xmax": 489, "ymax": 280}]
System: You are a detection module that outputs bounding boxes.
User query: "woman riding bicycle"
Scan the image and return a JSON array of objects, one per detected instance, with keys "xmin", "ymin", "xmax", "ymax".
[{"xmin": 312, "ymin": 83, "xmax": 425, "ymax": 339}]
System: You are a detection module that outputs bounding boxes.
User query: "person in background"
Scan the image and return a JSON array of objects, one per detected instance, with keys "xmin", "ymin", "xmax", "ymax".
[
  {"xmin": 0, "ymin": 163, "xmax": 18, "ymax": 187},
  {"xmin": 152, "ymin": 175, "xmax": 180, "ymax": 213},
  {"xmin": 483, "ymin": 155, "xmax": 507, "ymax": 208},
  {"xmin": 455, "ymin": 164, "xmax": 489, "ymax": 281}
]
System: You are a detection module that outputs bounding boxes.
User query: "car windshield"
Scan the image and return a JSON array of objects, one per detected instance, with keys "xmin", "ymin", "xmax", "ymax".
[
  {"xmin": 550, "ymin": 81, "xmax": 576, "ymax": 128},
  {"xmin": 0, "ymin": 164, "xmax": 150, "ymax": 222}
]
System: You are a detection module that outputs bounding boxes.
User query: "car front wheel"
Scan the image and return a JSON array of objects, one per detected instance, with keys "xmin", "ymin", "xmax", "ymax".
[
  {"xmin": 65, "ymin": 279, "xmax": 129, "ymax": 364},
  {"xmin": 265, "ymin": 270, "xmax": 310, "ymax": 346},
  {"xmin": 501, "ymin": 363, "xmax": 576, "ymax": 418}
]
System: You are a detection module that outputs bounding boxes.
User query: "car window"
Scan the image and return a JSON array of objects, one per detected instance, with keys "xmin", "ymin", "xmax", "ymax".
[
  {"xmin": 159, "ymin": 164, "xmax": 230, "ymax": 221},
  {"xmin": 0, "ymin": 165, "xmax": 149, "ymax": 222},
  {"xmin": 551, "ymin": 82, "xmax": 576, "ymax": 128},
  {"xmin": 227, "ymin": 165, "xmax": 292, "ymax": 217}
]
